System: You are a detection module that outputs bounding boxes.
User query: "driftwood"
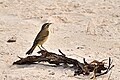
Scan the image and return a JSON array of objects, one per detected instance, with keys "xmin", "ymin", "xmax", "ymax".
[{"xmin": 13, "ymin": 50, "xmax": 114, "ymax": 79}]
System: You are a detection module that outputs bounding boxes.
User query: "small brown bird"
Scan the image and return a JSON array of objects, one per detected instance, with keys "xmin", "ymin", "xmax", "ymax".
[{"xmin": 26, "ymin": 23, "xmax": 52, "ymax": 55}]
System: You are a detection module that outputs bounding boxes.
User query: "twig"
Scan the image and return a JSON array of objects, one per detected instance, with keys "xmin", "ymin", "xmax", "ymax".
[
  {"xmin": 58, "ymin": 49, "xmax": 66, "ymax": 57},
  {"xmin": 108, "ymin": 70, "xmax": 112, "ymax": 80},
  {"xmin": 91, "ymin": 58, "xmax": 114, "ymax": 79}
]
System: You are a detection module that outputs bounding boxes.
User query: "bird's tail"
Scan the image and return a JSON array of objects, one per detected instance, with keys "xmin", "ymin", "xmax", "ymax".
[{"xmin": 26, "ymin": 45, "xmax": 36, "ymax": 55}]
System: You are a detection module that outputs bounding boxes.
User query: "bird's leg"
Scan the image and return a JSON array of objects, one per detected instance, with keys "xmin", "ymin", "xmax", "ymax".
[
  {"xmin": 38, "ymin": 45, "xmax": 42, "ymax": 50},
  {"xmin": 41, "ymin": 45, "xmax": 47, "ymax": 51}
]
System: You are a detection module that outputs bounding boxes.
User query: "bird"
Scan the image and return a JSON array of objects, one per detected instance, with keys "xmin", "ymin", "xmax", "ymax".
[{"xmin": 26, "ymin": 23, "xmax": 52, "ymax": 55}]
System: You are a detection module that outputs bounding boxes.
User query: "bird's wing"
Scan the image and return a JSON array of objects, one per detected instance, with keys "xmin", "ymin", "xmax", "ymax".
[{"xmin": 33, "ymin": 30, "xmax": 49, "ymax": 44}]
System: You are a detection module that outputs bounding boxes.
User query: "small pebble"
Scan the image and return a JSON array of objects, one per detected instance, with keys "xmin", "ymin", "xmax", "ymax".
[
  {"xmin": 7, "ymin": 37, "xmax": 16, "ymax": 43},
  {"xmin": 49, "ymin": 72, "xmax": 55, "ymax": 75},
  {"xmin": 77, "ymin": 47, "xmax": 84, "ymax": 49}
]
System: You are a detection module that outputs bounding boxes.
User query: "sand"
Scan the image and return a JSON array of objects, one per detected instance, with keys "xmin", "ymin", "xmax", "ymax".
[{"xmin": 0, "ymin": 0, "xmax": 120, "ymax": 80}]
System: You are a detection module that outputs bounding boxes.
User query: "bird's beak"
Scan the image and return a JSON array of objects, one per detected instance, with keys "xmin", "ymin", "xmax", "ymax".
[{"xmin": 49, "ymin": 23, "xmax": 52, "ymax": 25}]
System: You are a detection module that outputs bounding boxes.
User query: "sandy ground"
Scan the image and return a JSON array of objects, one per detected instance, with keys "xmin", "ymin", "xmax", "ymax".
[{"xmin": 0, "ymin": 0, "xmax": 120, "ymax": 80}]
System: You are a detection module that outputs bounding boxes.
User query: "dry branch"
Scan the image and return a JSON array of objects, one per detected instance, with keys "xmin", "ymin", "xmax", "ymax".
[{"xmin": 13, "ymin": 50, "xmax": 114, "ymax": 79}]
